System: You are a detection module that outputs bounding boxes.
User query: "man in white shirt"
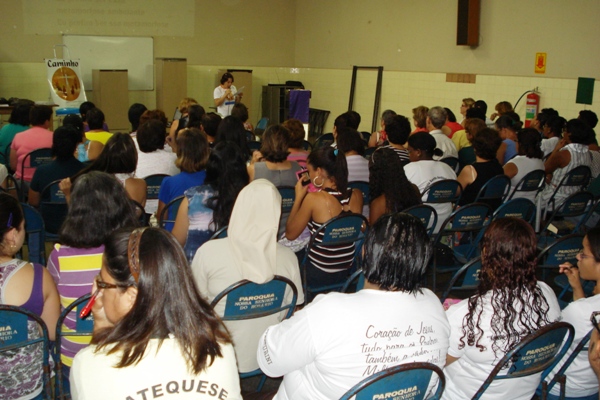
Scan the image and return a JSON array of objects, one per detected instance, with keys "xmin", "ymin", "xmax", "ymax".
[{"xmin": 427, "ymin": 106, "xmax": 458, "ymax": 161}]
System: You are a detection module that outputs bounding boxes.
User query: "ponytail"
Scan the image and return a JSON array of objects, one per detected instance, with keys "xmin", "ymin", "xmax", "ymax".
[
  {"xmin": 307, "ymin": 147, "xmax": 349, "ymax": 196},
  {"xmin": 333, "ymin": 148, "xmax": 349, "ymax": 197}
]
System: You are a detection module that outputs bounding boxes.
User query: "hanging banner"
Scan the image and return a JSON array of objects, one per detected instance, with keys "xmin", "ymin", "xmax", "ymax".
[{"xmin": 45, "ymin": 58, "xmax": 87, "ymax": 107}]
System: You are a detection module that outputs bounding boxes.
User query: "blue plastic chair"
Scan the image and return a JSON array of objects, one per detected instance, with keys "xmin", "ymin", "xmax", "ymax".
[
  {"xmin": 20, "ymin": 202, "xmax": 47, "ymax": 265},
  {"xmin": 39, "ymin": 178, "xmax": 68, "ymax": 240},
  {"xmin": 472, "ymin": 322, "xmax": 574, "ymax": 400},
  {"xmin": 302, "ymin": 140, "xmax": 313, "ymax": 151},
  {"xmin": 473, "ymin": 174, "xmax": 511, "ymax": 210},
  {"xmin": 421, "ymin": 179, "xmax": 462, "ymax": 210},
  {"xmin": 255, "ymin": 117, "xmax": 269, "ymax": 137},
  {"xmin": 348, "ymin": 180, "xmax": 370, "ymax": 205},
  {"xmin": 210, "ymin": 276, "xmax": 298, "ymax": 392},
  {"xmin": 538, "ymin": 191, "xmax": 594, "ymax": 248},
  {"xmin": 543, "ymin": 165, "xmax": 592, "ymax": 221},
  {"xmin": 440, "ymin": 156, "xmax": 459, "ymax": 174},
  {"xmin": 440, "ymin": 257, "xmax": 481, "ymax": 303},
  {"xmin": 301, "ymin": 213, "xmax": 368, "ymax": 299},
  {"xmin": 339, "ymin": 362, "xmax": 445, "ymax": 400},
  {"xmin": 341, "ymin": 269, "xmax": 365, "ymax": 293},
  {"xmin": 493, "ymin": 197, "xmax": 536, "ymax": 224},
  {"xmin": 158, "ymin": 195, "xmax": 184, "ymax": 232},
  {"xmin": 54, "ymin": 293, "xmax": 94, "ymax": 400},
  {"xmin": 143, "ymin": 174, "xmax": 169, "ymax": 202},
  {"xmin": 209, "ymin": 225, "xmax": 229, "ymax": 240},
  {"xmin": 313, "ymin": 133, "xmax": 334, "ymax": 149},
  {"xmin": 20, "ymin": 148, "xmax": 52, "ymax": 200},
  {"xmin": 430, "ymin": 202, "xmax": 493, "ymax": 292},
  {"xmin": 277, "ymin": 186, "xmax": 296, "ymax": 214},
  {"xmin": 506, "ymin": 169, "xmax": 545, "ymax": 201},
  {"xmin": 0, "ymin": 304, "xmax": 52, "ymax": 400},
  {"xmin": 403, "ymin": 204, "xmax": 438, "ymax": 237},
  {"xmin": 538, "ymin": 328, "xmax": 593, "ymax": 399},
  {"xmin": 247, "ymin": 140, "xmax": 261, "ymax": 151}
]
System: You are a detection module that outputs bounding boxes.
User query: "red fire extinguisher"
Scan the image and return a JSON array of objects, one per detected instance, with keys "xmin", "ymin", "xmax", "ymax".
[{"xmin": 524, "ymin": 92, "xmax": 540, "ymax": 128}]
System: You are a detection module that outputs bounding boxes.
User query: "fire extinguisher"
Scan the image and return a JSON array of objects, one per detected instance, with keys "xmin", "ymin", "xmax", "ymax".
[{"xmin": 524, "ymin": 92, "xmax": 540, "ymax": 128}]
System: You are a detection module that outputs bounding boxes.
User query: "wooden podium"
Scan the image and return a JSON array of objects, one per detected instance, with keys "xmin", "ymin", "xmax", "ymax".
[{"xmin": 92, "ymin": 69, "xmax": 129, "ymax": 132}]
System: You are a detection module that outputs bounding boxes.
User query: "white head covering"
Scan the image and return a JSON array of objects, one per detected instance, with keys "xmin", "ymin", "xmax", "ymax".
[{"xmin": 228, "ymin": 179, "xmax": 282, "ymax": 284}]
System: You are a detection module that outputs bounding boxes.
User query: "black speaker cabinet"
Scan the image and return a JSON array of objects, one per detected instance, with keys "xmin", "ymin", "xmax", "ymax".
[{"xmin": 457, "ymin": 0, "xmax": 480, "ymax": 46}]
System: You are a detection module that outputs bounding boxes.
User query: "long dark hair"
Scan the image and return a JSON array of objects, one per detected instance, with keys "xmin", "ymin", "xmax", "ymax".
[
  {"xmin": 215, "ymin": 116, "xmax": 250, "ymax": 160},
  {"xmin": 459, "ymin": 217, "xmax": 551, "ymax": 357},
  {"xmin": 205, "ymin": 142, "xmax": 249, "ymax": 229},
  {"xmin": 307, "ymin": 147, "xmax": 349, "ymax": 197},
  {"xmin": 369, "ymin": 148, "xmax": 421, "ymax": 214},
  {"xmin": 0, "ymin": 193, "xmax": 24, "ymax": 257},
  {"xmin": 75, "ymin": 133, "xmax": 138, "ymax": 178},
  {"xmin": 59, "ymin": 172, "xmax": 139, "ymax": 248},
  {"xmin": 94, "ymin": 227, "xmax": 231, "ymax": 374}
]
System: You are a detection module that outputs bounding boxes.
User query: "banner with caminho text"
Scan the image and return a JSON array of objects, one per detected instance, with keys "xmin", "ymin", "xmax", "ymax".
[{"xmin": 45, "ymin": 58, "xmax": 87, "ymax": 107}]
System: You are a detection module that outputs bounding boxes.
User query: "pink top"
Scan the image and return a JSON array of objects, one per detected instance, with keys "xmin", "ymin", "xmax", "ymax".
[{"xmin": 11, "ymin": 126, "xmax": 53, "ymax": 181}]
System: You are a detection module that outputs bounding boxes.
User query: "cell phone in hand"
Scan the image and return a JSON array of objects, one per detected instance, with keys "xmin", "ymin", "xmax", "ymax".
[{"xmin": 296, "ymin": 169, "xmax": 310, "ymax": 186}]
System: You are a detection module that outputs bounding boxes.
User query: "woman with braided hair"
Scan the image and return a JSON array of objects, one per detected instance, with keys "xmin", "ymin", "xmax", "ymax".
[
  {"xmin": 443, "ymin": 217, "xmax": 561, "ymax": 399},
  {"xmin": 70, "ymin": 227, "xmax": 241, "ymax": 399}
]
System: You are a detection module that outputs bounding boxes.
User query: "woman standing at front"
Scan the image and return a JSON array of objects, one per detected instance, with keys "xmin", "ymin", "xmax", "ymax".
[
  {"xmin": 214, "ymin": 72, "xmax": 242, "ymax": 117},
  {"xmin": 70, "ymin": 227, "xmax": 241, "ymax": 399}
]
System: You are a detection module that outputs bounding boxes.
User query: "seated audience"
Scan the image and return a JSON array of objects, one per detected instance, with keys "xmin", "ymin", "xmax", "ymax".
[
  {"xmin": 67, "ymin": 133, "xmax": 147, "ymax": 207},
  {"xmin": 285, "ymin": 147, "xmax": 363, "ymax": 287},
  {"xmin": 48, "ymin": 171, "xmax": 139, "ymax": 387},
  {"xmin": 411, "ymin": 105, "xmax": 429, "ymax": 134},
  {"xmin": 490, "ymin": 100, "xmax": 513, "ymax": 121},
  {"xmin": 172, "ymin": 142, "xmax": 249, "ymax": 263},
  {"xmin": 495, "ymin": 113, "xmax": 521, "ymax": 165},
  {"xmin": 0, "ymin": 193, "xmax": 60, "ymax": 400},
  {"xmin": 127, "ymin": 103, "xmax": 147, "ymax": 135},
  {"xmin": 10, "ymin": 105, "xmax": 53, "ymax": 187},
  {"xmin": 371, "ymin": 114, "xmax": 411, "ymax": 165},
  {"xmin": 192, "ymin": 179, "xmax": 304, "ymax": 374},
  {"xmin": 539, "ymin": 119, "xmax": 592, "ymax": 208},
  {"xmin": 579, "ymin": 110, "xmax": 598, "ymax": 130},
  {"xmin": 249, "ymin": 124, "xmax": 302, "ymax": 237},
  {"xmin": 368, "ymin": 109, "xmax": 396, "ymax": 147},
  {"xmin": 337, "ymin": 127, "xmax": 369, "ymax": 182},
  {"xmin": 459, "ymin": 97, "xmax": 475, "ymax": 125},
  {"xmin": 544, "ymin": 227, "xmax": 600, "ymax": 400},
  {"xmin": 456, "ymin": 128, "xmax": 504, "ymax": 209},
  {"xmin": 442, "ymin": 107, "xmax": 464, "ymax": 138},
  {"xmin": 541, "ymin": 115, "xmax": 566, "ymax": 157},
  {"xmin": 503, "ymin": 128, "xmax": 545, "ymax": 202},
  {"xmin": 168, "ymin": 97, "xmax": 198, "ymax": 141},
  {"xmin": 258, "ymin": 213, "xmax": 449, "ymax": 399},
  {"xmin": 79, "ymin": 101, "xmax": 108, "ymax": 132},
  {"xmin": 427, "ymin": 106, "xmax": 458, "ymax": 160},
  {"xmin": 215, "ymin": 116, "xmax": 252, "ymax": 161},
  {"xmin": 457, "ymin": 118, "xmax": 487, "ymax": 171},
  {"xmin": 70, "ymin": 227, "xmax": 241, "ymax": 399},
  {"xmin": 28, "ymin": 126, "xmax": 85, "ymax": 233},
  {"xmin": 201, "ymin": 112, "xmax": 222, "ymax": 147},
  {"xmin": 404, "ymin": 132, "xmax": 457, "ymax": 232},
  {"xmin": 84, "ymin": 107, "xmax": 112, "ymax": 145},
  {"xmin": 184, "ymin": 104, "xmax": 206, "ymax": 131},
  {"xmin": 0, "ymin": 99, "xmax": 33, "ymax": 167},
  {"xmin": 452, "ymin": 107, "xmax": 486, "ymax": 153},
  {"xmin": 531, "ymin": 108, "xmax": 560, "ymax": 134},
  {"xmin": 231, "ymin": 102, "xmax": 254, "ymax": 132},
  {"xmin": 284, "ymin": 118, "xmax": 310, "ymax": 169},
  {"xmin": 444, "ymin": 217, "xmax": 560, "ymax": 399},
  {"xmin": 369, "ymin": 147, "xmax": 421, "ymax": 224},
  {"xmin": 157, "ymin": 128, "xmax": 210, "ymax": 229}
]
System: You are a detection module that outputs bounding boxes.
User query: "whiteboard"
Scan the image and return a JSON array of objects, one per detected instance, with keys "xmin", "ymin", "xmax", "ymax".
[{"xmin": 62, "ymin": 35, "xmax": 154, "ymax": 91}]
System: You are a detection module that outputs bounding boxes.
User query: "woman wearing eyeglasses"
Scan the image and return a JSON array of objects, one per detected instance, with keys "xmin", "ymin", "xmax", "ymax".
[
  {"xmin": 443, "ymin": 218, "xmax": 560, "ymax": 399},
  {"xmin": 70, "ymin": 227, "xmax": 241, "ymax": 399},
  {"xmin": 544, "ymin": 226, "xmax": 600, "ymax": 400}
]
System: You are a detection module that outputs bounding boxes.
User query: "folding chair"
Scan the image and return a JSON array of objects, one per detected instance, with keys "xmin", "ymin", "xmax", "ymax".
[
  {"xmin": 403, "ymin": 204, "xmax": 438, "ymax": 237},
  {"xmin": 313, "ymin": 133, "xmax": 334, "ymax": 149},
  {"xmin": 5, "ymin": 174, "xmax": 20, "ymax": 199},
  {"xmin": 538, "ymin": 329, "xmax": 593, "ymax": 399},
  {"xmin": 254, "ymin": 117, "xmax": 269, "ymax": 137},
  {"xmin": 20, "ymin": 202, "xmax": 47, "ymax": 265},
  {"xmin": 158, "ymin": 195, "xmax": 184, "ymax": 232},
  {"xmin": 538, "ymin": 191, "xmax": 594, "ymax": 248},
  {"xmin": 430, "ymin": 203, "xmax": 493, "ymax": 292},
  {"xmin": 421, "ymin": 179, "xmax": 462, "ymax": 233},
  {"xmin": 0, "ymin": 304, "xmax": 52, "ymax": 400},
  {"xmin": 54, "ymin": 294, "xmax": 94, "ymax": 400},
  {"xmin": 348, "ymin": 181, "xmax": 370, "ymax": 205},
  {"xmin": 543, "ymin": 165, "xmax": 592, "ymax": 222},
  {"xmin": 277, "ymin": 186, "xmax": 295, "ymax": 214},
  {"xmin": 20, "ymin": 148, "xmax": 52, "ymax": 200},
  {"xmin": 247, "ymin": 140, "xmax": 261, "ymax": 152},
  {"xmin": 302, "ymin": 140, "xmax": 312, "ymax": 151},
  {"xmin": 210, "ymin": 276, "xmax": 298, "ymax": 392},
  {"xmin": 341, "ymin": 269, "xmax": 365, "ymax": 293},
  {"xmin": 209, "ymin": 225, "xmax": 229, "ymax": 240},
  {"xmin": 130, "ymin": 200, "xmax": 148, "ymax": 226},
  {"xmin": 143, "ymin": 174, "xmax": 169, "ymax": 203},
  {"xmin": 473, "ymin": 174, "xmax": 511, "ymax": 210},
  {"xmin": 472, "ymin": 322, "xmax": 574, "ymax": 400},
  {"xmin": 301, "ymin": 213, "xmax": 368, "ymax": 299},
  {"xmin": 440, "ymin": 156, "xmax": 459, "ymax": 174},
  {"xmin": 493, "ymin": 198, "xmax": 536, "ymax": 225},
  {"xmin": 363, "ymin": 147, "xmax": 376, "ymax": 160},
  {"xmin": 39, "ymin": 179, "xmax": 68, "ymax": 239},
  {"xmin": 339, "ymin": 362, "xmax": 445, "ymax": 400},
  {"xmin": 440, "ymin": 257, "xmax": 481, "ymax": 303},
  {"xmin": 506, "ymin": 169, "xmax": 545, "ymax": 201}
]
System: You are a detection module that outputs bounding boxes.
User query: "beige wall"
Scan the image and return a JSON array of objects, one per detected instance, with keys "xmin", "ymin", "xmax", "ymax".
[{"xmin": 1, "ymin": 1, "xmax": 599, "ymax": 133}]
